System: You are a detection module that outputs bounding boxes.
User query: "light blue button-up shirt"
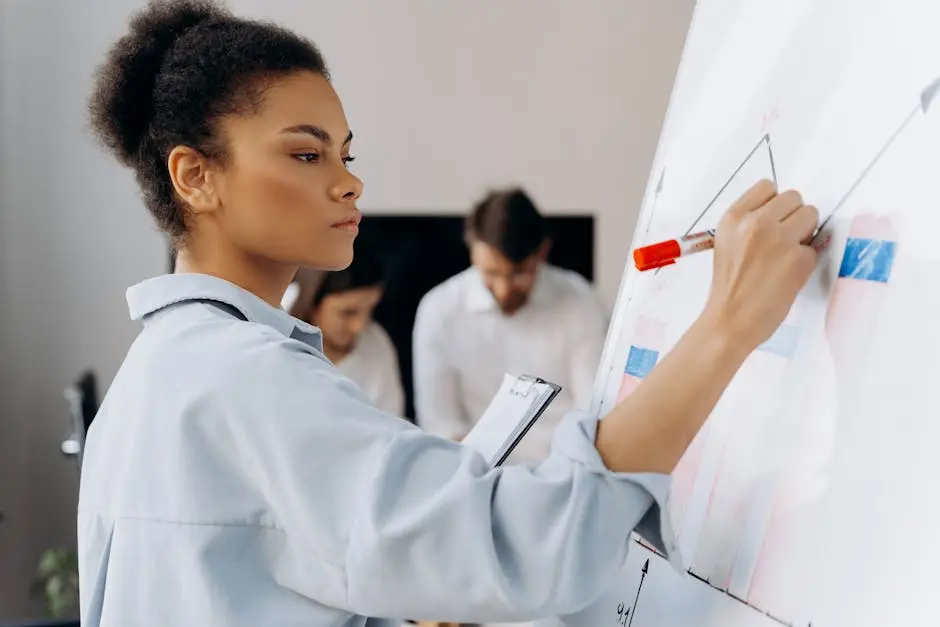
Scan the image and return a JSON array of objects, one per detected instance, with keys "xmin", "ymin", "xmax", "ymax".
[{"xmin": 77, "ymin": 273, "xmax": 677, "ymax": 627}]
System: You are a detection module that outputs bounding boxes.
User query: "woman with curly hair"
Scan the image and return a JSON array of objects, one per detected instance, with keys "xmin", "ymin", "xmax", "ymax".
[{"xmin": 78, "ymin": 1, "xmax": 819, "ymax": 625}]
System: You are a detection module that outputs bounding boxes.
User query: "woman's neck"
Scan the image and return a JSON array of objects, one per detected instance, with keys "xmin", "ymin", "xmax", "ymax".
[{"xmin": 175, "ymin": 243, "xmax": 297, "ymax": 309}]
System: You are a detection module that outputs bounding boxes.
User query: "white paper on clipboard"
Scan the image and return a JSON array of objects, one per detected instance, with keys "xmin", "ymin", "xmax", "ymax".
[{"xmin": 461, "ymin": 373, "xmax": 561, "ymax": 466}]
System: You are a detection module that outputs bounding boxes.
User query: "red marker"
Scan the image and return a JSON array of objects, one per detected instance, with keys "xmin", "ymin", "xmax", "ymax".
[{"xmin": 633, "ymin": 229, "xmax": 716, "ymax": 271}]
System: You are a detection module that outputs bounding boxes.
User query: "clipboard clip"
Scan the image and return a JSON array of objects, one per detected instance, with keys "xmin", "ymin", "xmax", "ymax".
[{"xmin": 509, "ymin": 374, "xmax": 541, "ymax": 397}]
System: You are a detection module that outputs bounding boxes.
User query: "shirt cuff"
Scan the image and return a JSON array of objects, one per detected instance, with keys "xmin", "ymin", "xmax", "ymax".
[{"xmin": 550, "ymin": 410, "xmax": 684, "ymax": 573}]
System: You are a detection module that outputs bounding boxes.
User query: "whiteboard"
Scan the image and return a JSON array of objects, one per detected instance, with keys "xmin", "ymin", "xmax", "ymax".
[{"xmin": 554, "ymin": 1, "xmax": 940, "ymax": 625}]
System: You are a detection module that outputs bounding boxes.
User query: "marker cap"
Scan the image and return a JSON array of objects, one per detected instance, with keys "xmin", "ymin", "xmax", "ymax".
[{"xmin": 633, "ymin": 240, "xmax": 680, "ymax": 271}]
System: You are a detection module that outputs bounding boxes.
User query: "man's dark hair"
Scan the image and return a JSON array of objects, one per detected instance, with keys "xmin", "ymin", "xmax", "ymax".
[
  {"xmin": 87, "ymin": 0, "xmax": 328, "ymax": 244},
  {"xmin": 288, "ymin": 249, "xmax": 385, "ymax": 320},
  {"xmin": 465, "ymin": 188, "xmax": 548, "ymax": 263}
]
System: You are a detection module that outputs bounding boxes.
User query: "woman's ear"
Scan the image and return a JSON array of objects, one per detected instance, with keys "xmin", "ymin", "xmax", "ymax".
[{"xmin": 167, "ymin": 145, "xmax": 220, "ymax": 215}]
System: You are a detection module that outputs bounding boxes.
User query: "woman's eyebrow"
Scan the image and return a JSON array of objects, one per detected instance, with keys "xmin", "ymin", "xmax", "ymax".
[{"xmin": 280, "ymin": 125, "xmax": 353, "ymax": 146}]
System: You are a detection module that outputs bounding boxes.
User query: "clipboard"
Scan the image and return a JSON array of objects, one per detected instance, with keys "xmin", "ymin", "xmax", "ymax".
[{"xmin": 461, "ymin": 373, "xmax": 563, "ymax": 466}]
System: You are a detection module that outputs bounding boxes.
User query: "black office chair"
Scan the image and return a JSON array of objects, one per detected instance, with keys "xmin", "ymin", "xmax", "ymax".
[
  {"xmin": 60, "ymin": 370, "xmax": 99, "ymax": 473},
  {"xmin": 30, "ymin": 371, "xmax": 101, "ymax": 626}
]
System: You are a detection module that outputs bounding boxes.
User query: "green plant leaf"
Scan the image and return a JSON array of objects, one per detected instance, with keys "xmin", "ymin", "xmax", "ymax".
[
  {"xmin": 46, "ymin": 575, "xmax": 64, "ymax": 597},
  {"xmin": 36, "ymin": 548, "xmax": 79, "ymax": 617},
  {"xmin": 37, "ymin": 549, "xmax": 62, "ymax": 575}
]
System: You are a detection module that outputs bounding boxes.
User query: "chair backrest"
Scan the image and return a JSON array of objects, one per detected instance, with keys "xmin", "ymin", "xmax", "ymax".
[
  {"xmin": 61, "ymin": 370, "xmax": 99, "ymax": 465},
  {"xmin": 74, "ymin": 371, "xmax": 99, "ymax": 433}
]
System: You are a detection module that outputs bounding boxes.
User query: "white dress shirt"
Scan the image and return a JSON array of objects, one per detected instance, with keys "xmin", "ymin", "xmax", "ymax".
[
  {"xmin": 336, "ymin": 321, "xmax": 405, "ymax": 417},
  {"xmin": 412, "ymin": 265, "xmax": 609, "ymax": 463},
  {"xmin": 77, "ymin": 273, "xmax": 677, "ymax": 627}
]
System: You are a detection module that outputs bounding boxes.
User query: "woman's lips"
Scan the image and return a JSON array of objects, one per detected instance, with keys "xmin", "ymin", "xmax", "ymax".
[{"xmin": 332, "ymin": 212, "xmax": 361, "ymax": 233}]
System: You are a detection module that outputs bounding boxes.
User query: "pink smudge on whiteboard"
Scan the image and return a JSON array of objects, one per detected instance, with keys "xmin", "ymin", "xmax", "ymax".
[{"xmin": 826, "ymin": 214, "xmax": 899, "ymax": 365}]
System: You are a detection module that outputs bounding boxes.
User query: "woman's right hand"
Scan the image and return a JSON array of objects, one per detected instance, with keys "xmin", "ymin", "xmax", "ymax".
[
  {"xmin": 596, "ymin": 179, "xmax": 820, "ymax": 475},
  {"xmin": 704, "ymin": 179, "xmax": 819, "ymax": 351}
]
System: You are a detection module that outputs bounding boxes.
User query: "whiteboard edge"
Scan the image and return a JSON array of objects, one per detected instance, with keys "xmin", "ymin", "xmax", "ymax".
[{"xmin": 588, "ymin": 0, "xmax": 706, "ymax": 417}]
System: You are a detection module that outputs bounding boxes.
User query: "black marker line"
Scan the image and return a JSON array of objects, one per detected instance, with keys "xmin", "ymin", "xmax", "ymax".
[
  {"xmin": 635, "ymin": 540, "xmax": 795, "ymax": 626},
  {"xmin": 651, "ymin": 133, "xmax": 775, "ymax": 277},
  {"xmin": 626, "ymin": 558, "xmax": 649, "ymax": 627},
  {"xmin": 766, "ymin": 133, "xmax": 779, "ymax": 187},
  {"xmin": 683, "ymin": 133, "xmax": 774, "ymax": 236},
  {"xmin": 813, "ymin": 103, "xmax": 920, "ymax": 240},
  {"xmin": 687, "ymin": 569, "xmax": 710, "ymax": 584}
]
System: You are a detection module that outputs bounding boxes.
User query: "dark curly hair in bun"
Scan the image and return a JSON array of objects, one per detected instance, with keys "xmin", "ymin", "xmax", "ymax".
[{"xmin": 88, "ymin": 0, "xmax": 328, "ymax": 241}]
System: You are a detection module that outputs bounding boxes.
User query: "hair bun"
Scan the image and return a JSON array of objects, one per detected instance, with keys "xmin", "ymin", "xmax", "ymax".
[{"xmin": 88, "ymin": 0, "xmax": 227, "ymax": 164}]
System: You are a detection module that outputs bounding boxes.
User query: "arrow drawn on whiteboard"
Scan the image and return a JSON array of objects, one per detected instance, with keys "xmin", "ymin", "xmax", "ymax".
[
  {"xmin": 814, "ymin": 74, "xmax": 940, "ymax": 241},
  {"xmin": 627, "ymin": 558, "xmax": 650, "ymax": 627},
  {"xmin": 812, "ymin": 104, "xmax": 918, "ymax": 239}
]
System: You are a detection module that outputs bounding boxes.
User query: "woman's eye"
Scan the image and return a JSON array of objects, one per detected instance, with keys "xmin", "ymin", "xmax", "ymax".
[
  {"xmin": 342, "ymin": 155, "xmax": 357, "ymax": 168},
  {"xmin": 294, "ymin": 153, "xmax": 320, "ymax": 164}
]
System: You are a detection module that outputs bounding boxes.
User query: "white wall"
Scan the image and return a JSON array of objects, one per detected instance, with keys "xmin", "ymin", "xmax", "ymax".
[
  {"xmin": 241, "ymin": 0, "xmax": 694, "ymax": 302},
  {"xmin": 0, "ymin": 0, "xmax": 693, "ymax": 618}
]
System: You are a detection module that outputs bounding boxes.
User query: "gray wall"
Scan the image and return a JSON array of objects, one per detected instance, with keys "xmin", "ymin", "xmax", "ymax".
[
  {"xmin": 0, "ymin": 0, "xmax": 166, "ymax": 617},
  {"xmin": 0, "ymin": 0, "xmax": 693, "ymax": 619},
  {"xmin": 0, "ymin": 3, "xmax": 20, "ymax": 615}
]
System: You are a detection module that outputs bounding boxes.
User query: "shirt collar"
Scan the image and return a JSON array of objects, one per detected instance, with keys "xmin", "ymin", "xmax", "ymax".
[
  {"xmin": 126, "ymin": 273, "xmax": 323, "ymax": 350},
  {"xmin": 464, "ymin": 265, "xmax": 552, "ymax": 314},
  {"xmin": 465, "ymin": 269, "xmax": 496, "ymax": 313}
]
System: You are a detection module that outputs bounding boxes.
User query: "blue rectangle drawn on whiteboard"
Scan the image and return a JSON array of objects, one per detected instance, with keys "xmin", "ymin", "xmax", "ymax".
[
  {"xmin": 625, "ymin": 346, "xmax": 659, "ymax": 378},
  {"xmin": 758, "ymin": 324, "xmax": 799, "ymax": 358},
  {"xmin": 838, "ymin": 238, "xmax": 896, "ymax": 282}
]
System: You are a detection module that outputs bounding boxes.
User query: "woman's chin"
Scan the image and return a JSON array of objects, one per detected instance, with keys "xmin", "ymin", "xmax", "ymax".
[{"xmin": 303, "ymin": 245, "xmax": 355, "ymax": 271}]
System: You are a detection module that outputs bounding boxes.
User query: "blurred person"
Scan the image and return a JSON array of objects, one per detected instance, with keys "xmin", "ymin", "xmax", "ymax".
[
  {"xmin": 413, "ymin": 189, "xmax": 609, "ymax": 462},
  {"xmin": 289, "ymin": 256, "xmax": 405, "ymax": 416}
]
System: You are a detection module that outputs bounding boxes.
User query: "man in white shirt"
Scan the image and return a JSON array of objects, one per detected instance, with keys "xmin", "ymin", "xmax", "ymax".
[{"xmin": 413, "ymin": 188, "xmax": 609, "ymax": 464}]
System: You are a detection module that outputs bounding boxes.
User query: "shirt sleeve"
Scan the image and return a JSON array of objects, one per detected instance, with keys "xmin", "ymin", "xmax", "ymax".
[
  {"xmin": 411, "ymin": 295, "xmax": 468, "ymax": 439},
  {"xmin": 223, "ymin": 338, "xmax": 679, "ymax": 625}
]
